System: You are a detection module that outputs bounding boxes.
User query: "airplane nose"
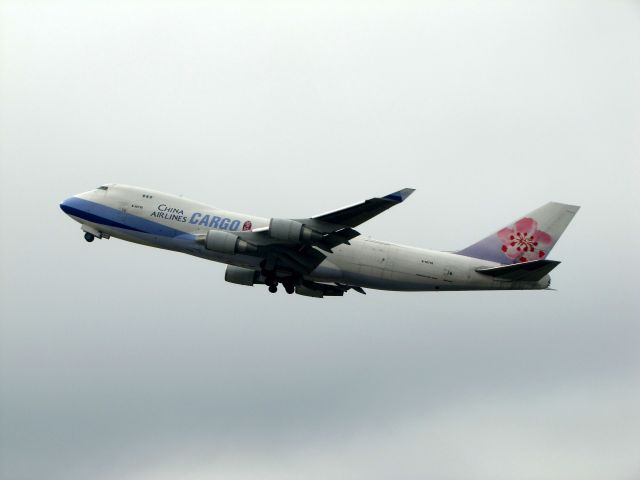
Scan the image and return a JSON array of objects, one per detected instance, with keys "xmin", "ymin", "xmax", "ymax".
[{"xmin": 59, "ymin": 196, "xmax": 75, "ymax": 215}]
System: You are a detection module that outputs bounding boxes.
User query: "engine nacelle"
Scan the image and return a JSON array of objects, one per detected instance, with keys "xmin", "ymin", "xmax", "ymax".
[
  {"xmin": 205, "ymin": 230, "xmax": 257, "ymax": 255},
  {"xmin": 269, "ymin": 218, "xmax": 323, "ymax": 243},
  {"xmin": 225, "ymin": 265, "xmax": 259, "ymax": 286}
]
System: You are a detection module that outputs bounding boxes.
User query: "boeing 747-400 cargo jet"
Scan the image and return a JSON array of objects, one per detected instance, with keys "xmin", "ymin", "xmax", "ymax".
[{"xmin": 60, "ymin": 185, "xmax": 579, "ymax": 298}]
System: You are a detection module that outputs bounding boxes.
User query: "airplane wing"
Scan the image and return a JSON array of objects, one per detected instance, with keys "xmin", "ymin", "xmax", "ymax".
[
  {"xmin": 304, "ymin": 187, "xmax": 415, "ymax": 230},
  {"xmin": 240, "ymin": 187, "xmax": 415, "ymax": 248},
  {"xmin": 199, "ymin": 188, "xmax": 415, "ymax": 284}
]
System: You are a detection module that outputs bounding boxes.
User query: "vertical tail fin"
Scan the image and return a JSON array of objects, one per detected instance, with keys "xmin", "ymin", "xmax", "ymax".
[{"xmin": 457, "ymin": 202, "xmax": 580, "ymax": 264}]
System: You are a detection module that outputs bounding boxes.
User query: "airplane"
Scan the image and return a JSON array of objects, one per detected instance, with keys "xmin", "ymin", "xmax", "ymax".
[{"xmin": 60, "ymin": 185, "xmax": 580, "ymax": 298}]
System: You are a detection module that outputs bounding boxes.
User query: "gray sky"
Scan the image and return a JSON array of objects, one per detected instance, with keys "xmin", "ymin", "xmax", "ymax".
[{"xmin": 1, "ymin": 1, "xmax": 639, "ymax": 479}]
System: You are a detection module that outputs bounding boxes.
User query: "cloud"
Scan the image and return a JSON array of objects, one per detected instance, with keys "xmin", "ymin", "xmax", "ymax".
[
  {"xmin": 1, "ymin": 1, "xmax": 639, "ymax": 480},
  {"xmin": 96, "ymin": 379, "xmax": 640, "ymax": 480}
]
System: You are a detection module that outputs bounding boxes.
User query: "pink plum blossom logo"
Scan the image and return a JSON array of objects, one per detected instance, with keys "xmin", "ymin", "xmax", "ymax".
[
  {"xmin": 497, "ymin": 217, "xmax": 552, "ymax": 263},
  {"xmin": 242, "ymin": 220, "xmax": 252, "ymax": 231}
]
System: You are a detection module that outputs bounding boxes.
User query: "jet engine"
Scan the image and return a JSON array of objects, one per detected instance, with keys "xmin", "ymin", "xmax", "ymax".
[
  {"xmin": 224, "ymin": 265, "xmax": 259, "ymax": 286},
  {"xmin": 205, "ymin": 230, "xmax": 257, "ymax": 255},
  {"xmin": 269, "ymin": 218, "xmax": 323, "ymax": 243}
]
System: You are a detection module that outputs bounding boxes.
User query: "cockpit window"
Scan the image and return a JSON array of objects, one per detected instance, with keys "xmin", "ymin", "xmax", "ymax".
[{"xmin": 97, "ymin": 185, "xmax": 108, "ymax": 190}]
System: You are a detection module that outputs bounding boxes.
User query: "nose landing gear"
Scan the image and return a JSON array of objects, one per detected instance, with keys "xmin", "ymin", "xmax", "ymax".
[
  {"xmin": 268, "ymin": 284, "xmax": 278, "ymax": 293},
  {"xmin": 84, "ymin": 232, "xmax": 95, "ymax": 242}
]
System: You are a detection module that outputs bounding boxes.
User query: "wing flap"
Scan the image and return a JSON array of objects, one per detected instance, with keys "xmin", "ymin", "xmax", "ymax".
[
  {"xmin": 318, "ymin": 227, "xmax": 360, "ymax": 251},
  {"xmin": 476, "ymin": 259, "xmax": 560, "ymax": 281}
]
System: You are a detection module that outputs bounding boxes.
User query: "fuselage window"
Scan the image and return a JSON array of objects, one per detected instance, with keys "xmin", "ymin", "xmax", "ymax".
[{"xmin": 97, "ymin": 186, "xmax": 108, "ymax": 190}]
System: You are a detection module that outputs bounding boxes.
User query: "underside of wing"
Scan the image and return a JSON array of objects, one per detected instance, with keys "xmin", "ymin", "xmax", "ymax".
[{"xmin": 295, "ymin": 280, "xmax": 366, "ymax": 298}]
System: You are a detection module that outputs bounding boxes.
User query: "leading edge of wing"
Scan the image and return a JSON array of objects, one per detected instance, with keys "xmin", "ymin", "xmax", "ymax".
[{"xmin": 309, "ymin": 188, "xmax": 415, "ymax": 229}]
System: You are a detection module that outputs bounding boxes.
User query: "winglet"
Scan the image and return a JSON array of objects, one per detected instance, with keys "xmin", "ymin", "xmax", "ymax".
[{"xmin": 384, "ymin": 188, "xmax": 415, "ymax": 203}]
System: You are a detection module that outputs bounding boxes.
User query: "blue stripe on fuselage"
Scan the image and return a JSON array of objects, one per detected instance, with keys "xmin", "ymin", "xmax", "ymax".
[{"xmin": 60, "ymin": 197, "xmax": 193, "ymax": 238}]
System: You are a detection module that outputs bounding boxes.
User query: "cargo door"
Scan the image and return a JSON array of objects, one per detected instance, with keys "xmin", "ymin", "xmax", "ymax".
[{"xmin": 359, "ymin": 240, "xmax": 394, "ymax": 280}]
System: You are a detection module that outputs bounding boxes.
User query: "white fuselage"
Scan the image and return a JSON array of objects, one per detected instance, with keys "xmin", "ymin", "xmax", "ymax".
[{"xmin": 60, "ymin": 185, "xmax": 550, "ymax": 292}]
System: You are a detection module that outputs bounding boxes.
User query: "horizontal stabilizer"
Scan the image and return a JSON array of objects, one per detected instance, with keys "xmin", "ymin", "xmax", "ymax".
[{"xmin": 476, "ymin": 259, "xmax": 560, "ymax": 281}]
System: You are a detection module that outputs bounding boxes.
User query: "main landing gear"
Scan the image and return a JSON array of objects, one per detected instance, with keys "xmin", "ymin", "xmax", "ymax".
[
  {"xmin": 265, "ymin": 277, "xmax": 295, "ymax": 295},
  {"xmin": 84, "ymin": 232, "xmax": 95, "ymax": 242}
]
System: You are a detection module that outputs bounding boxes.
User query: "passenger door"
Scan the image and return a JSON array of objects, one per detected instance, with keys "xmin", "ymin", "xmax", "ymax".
[{"xmin": 442, "ymin": 265, "xmax": 457, "ymax": 283}]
